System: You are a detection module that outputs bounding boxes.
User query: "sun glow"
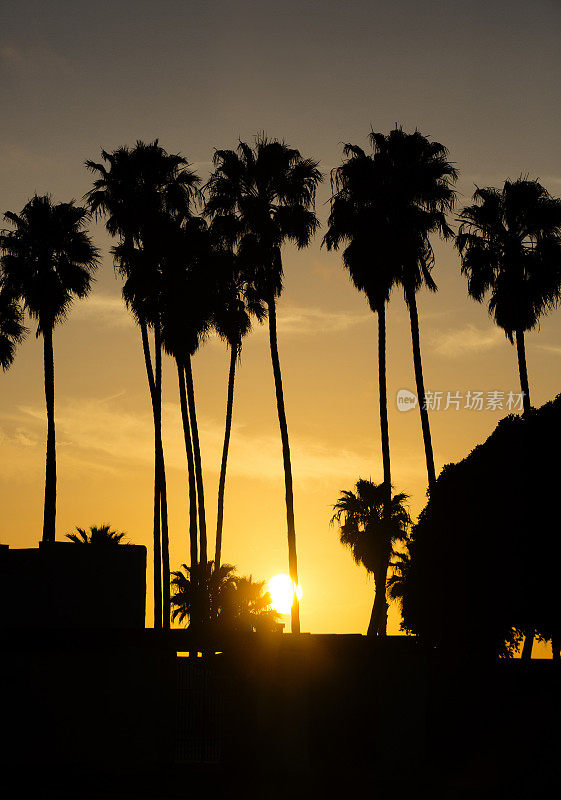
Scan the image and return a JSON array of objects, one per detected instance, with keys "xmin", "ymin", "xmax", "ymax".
[{"xmin": 267, "ymin": 574, "xmax": 303, "ymax": 615}]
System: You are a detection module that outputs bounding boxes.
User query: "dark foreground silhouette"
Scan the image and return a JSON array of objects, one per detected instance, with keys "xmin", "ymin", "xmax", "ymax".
[
  {"xmin": 1, "ymin": 540, "xmax": 561, "ymax": 797},
  {"xmin": 395, "ymin": 395, "xmax": 561, "ymax": 660},
  {"xmin": 1, "ymin": 629, "xmax": 560, "ymax": 799}
]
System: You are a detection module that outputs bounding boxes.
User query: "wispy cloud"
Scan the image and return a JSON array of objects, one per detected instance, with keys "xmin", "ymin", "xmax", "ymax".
[
  {"xmin": 2, "ymin": 396, "xmax": 375, "ymax": 484},
  {"xmin": 72, "ymin": 293, "xmax": 133, "ymax": 329},
  {"xmin": 432, "ymin": 324, "xmax": 503, "ymax": 357},
  {"xmin": 537, "ymin": 343, "xmax": 561, "ymax": 356},
  {"xmin": 74, "ymin": 298, "xmax": 366, "ymax": 338},
  {"xmin": 269, "ymin": 305, "xmax": 369, "ymax": 336}
]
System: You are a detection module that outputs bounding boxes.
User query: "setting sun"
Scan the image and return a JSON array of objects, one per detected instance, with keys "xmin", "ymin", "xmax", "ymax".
[{"xmin": 268, "ymin": 574, "xmax": 303, "ymax": 615}]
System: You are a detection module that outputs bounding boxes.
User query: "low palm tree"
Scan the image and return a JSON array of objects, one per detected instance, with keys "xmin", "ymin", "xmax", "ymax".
[
  {"xmin": 206, "ymin": 135, "xmax": 323, "ymax": 633},
  {"xmin": 456, "ymin": 179, "xmax": 561, "ymax": 415},
  {"xmin": 0, "ymin": 286, "xmax": 26, "ymax": 371},
  {"xmin": 171, "ymin": 561, "xmax": 237, "ymax": 627},
  {"xmin": 171, "ymin": 563, "xmax": 279, "ymax": 632},
  {"xmin": 331, "ymin": 479, "xmax": 410, "ymax": 636},
  {"xmin": 0, "ymin": 195, "xmax": 98, "ymax": 542},
  {"xmin": 368, "ymin": 128, "xmax": 458, "ymax": 492},
  {"xmin": 66, "ymin": 524, "xmax": 127, "ymax": 545},
  {"xmin": 220, "ymin": 575, "xmax": 280, "ymax": 632}
]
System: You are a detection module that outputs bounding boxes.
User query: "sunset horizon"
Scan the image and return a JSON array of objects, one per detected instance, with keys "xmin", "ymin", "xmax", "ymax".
[{"xmin": 2, "ymin": 2, "xmax": 561, "ymax": 793}]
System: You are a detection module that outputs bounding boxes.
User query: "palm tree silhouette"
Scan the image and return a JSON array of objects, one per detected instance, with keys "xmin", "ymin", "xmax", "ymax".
[
  {"xmin": 368, "ymin": 128, "xmax": 457, "ymax": 492},
  {"xmin": 0, "ymin": 286, "xmax": 26, "ymax": 371},
  {"xmin": 156, "ymin": 214, "xmax": 217, "ymax": 581},
  {"xmin": 206, "ymin": 135, "xmax": 323, "ymax": 633},
  {"xmin": 324, "ymin": 142, "xmax": 400, "ymax": 586},
  {"xmin": 210, "ymin": 214, "xmax": 266, "ymax": 570},
  {"xmin": 0, "ymin": 195, "xmax": 98, "ymax": 542},
  {"xmin": 66, "ymin": 524, "xmax": 127, "ymax": 545},
  {"xmin": 456, "ymin": 179, "xmax": 561, "ymax": 415},
  {"xmin": 220, "ymin": 575, "xmax": 280, "ymax": 632},
  {"xmin": 171, "ymin": 563, "xmax": 279, "ymax": 631},
  {"xmin": 331, "ymin": 479, "xmax": 410, "ymax": 635},
  {"xmin": 86, "ymin": 141, "xmax": 200, "ymax": 629},
  {"xmin": 171, "ymin": 560, "xmax": 237, "ymax": 627}
]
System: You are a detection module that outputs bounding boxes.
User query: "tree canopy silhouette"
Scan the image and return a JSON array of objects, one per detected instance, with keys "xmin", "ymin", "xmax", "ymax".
[
  {"xmin": 456, "ymin": 178, "xmax": 561, "ymax": 415},
  {"xmin": 397, "ymin": 396, "xmax": 561, "ymax": 659}
]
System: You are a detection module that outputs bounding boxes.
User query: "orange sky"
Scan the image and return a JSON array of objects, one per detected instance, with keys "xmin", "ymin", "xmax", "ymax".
[{"xmin": 1, "ymin": 1, "xmax": 560, "ymax": 643}]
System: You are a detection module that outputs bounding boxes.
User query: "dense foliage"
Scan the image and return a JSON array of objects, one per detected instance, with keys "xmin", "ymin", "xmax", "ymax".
[{"xmin": 396, "ymin": 395, "xmax": 561, "ymax": 657}]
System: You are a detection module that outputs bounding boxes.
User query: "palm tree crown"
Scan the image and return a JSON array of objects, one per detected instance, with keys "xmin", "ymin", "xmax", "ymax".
[
  {"xmin": 220, "ymin": 575, "xmax": 280, "ymax": 632},
  {"xmin": 171, "ymin": 561, "xmax": 237, "ymax": 626},
  {"xmin": 86, "ymin": 140, "xmax": 200, "ymax": 242},
  {"xmin": 332, "ymin": 479, "xmax": 410, "ymax": 576},
  {"xmin": 205, "ymin": 134, "xmax": 322, "ymax": 300},
  {"xmin": 324, "ymin": 143, "xmax": 399, "ymax": 311},
  {"xmin": 367, "ymin": 127, "xmax": 457, "ymax": 296},
  {"xmin": 0, "ymin": 195, "xmax": 98, "ymax": 332},
  {"xmin": 66, "ymin": 524, "xmax": 127, "ymax": 545},
  {"xmin": 456, "ymin": 179, "xmax": 561, "ymax": 340},
  {"xmin": 209, "ymin": 214, "xmax": 266, "ymax": 355}
]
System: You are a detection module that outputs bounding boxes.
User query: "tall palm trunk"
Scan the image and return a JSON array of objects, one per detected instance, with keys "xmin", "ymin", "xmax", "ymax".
[
  {"xmin": 515, "ymin": 328, "xmax": 531, "ymax": 415},
  {"xmin": 184, "ymin": 355, "xmax": 207, "ymax": 565},
  {"xmin": 368, "ymin": 563, "xmax": 389, "ymax": 638},
  {"xmin": 42, "ymin": 324, "xmax": 56, "ymax": 542},
  {"xmin": 516, "ymin": 327, "xmax": 534, "ymax": 659},
  {"xmin": 140, "ymin": 320, "xmax": 162, "ymax": 630},
  {"xmin": 157, "ymin": 447, "xmax": 171, "ymax": 630},
  {"xmin": 215, "ymin": 344, "xmax": 237, "ymax": 570},
  {"xmin": 176, "ymin": 356, "xmax": 198, "ymax": 570},
  {"xmin": 367, "ymin": 304, "xmax": 392, "ymax": 637},
  {"xmin": 154, "ymin": 327, "xmax": 171, "ymax": 631},
  {"xmin": 267, "ymin": 297, "xmax": 300, "ymax": 634},
  {"xmin": 405, "ymin": 284, "xmax": 436, "ymax": 492}
]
